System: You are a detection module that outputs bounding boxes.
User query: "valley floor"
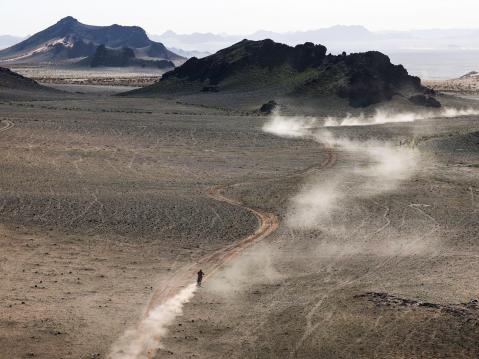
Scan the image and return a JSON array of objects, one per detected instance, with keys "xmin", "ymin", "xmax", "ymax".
[
  {"xmin": 0, "ymin": 94, "xmax": 324, "ymax": 358},
  {"xmin": 5, "ymin": 65, "xmax": 165, "ymax": 88},
  {"xmin": 0, "ymin": 88, "xmax": 478, "ymax": 359}
]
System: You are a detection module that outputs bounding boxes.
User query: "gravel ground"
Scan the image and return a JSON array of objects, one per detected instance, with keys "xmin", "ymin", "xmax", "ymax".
[
  {"xmin": 157, "ymin": 104, "xmax": 479, "ymax": 359},
  {"xmin": 0, "ymin": 93, "xmax": 327, "ymax": 358},
  {"xmin": 0, "ymin": 85, "xmax": 478, "ymax": 359}
]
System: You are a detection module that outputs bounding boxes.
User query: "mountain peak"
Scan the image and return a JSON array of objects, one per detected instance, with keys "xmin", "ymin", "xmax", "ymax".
[
  {"xmin": 58, "ymin": 16, "xmax": 78, "ymax": 24},
  {"xmin": 162, "ymin": 30, "xmax": 177, "ymax": 36}
]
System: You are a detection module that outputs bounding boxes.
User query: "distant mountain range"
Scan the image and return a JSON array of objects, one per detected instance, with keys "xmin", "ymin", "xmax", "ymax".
[
  {"xmin": 0, "ymin": 35, "xmax": 26, "ymax": 50},
  {"xmin": 150, "ymin": 31, "xmax": 240, "ymax": 55},
  {"xmin": 0, "ymin": 17, "xmax": 184, "ymax": 65},
  {"xmin": 152, "ymin": 27, "xmax": 479, "ymax": 78},
  {"xmin": 2, "ymin": 22, "xmax": 479, "ymax": 78},
  {"xmin": 153, "ymin": 26, "xmax": 479, "ymax": 55},
  {"xmin": 165, "ymin": 47, "xmax": 211, "ymax": 59}
]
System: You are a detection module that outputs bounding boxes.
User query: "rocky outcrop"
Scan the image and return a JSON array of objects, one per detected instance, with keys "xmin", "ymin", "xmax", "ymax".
[
  {"xmin": 89, "ymin": 45, "xmax": 135, "ymax": 67},
  {"xmin": 356, "ymin": 292, "xmax": 479, "ymax": 318},
  {"xmin": 0, "ymin": 67, "xmax": 46, "ymax": 90},
  {"xmin": 332, "ymin": 51, "xmax": 424, "ymax": 107},
  {"xmin": 81, "ymin": 45, "xmax": 174, "ymax": 69},
  {"xmin": 409, "ymin": 94, "xmax": 442, "ymax": 108},
  {"xmin": 129, "ymin": 39, "xmax": 434, "ymax": 108},
  {"xmin": 259, "ymin": 100, "xmax": 278, "ymax": 114},
  {"xmin": 161, "ymin": 40, "xmax": 327, "ymax": 85}
]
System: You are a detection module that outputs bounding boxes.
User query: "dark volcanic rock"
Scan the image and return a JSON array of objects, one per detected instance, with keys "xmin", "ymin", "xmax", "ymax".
[
  {"xmin": 356, "ymin": 292, "xmax": 479, "ymax": 318},
  {"xmin": 409, "ymin": 94, "xmax": 442, "ymax": 108},
  {"xmin": 161, "ymin": 39, "xmax": 327, "ymax": 85},
  {"xmin": 0, "ymin": 16, "xmax": 183, "ymax": 64},
  {"xmin": 0, "ymin": 67, "xmax": 45, "ymax": 90},
  {"xmin": 201, "ymin": 85, "xmax": 219, "ymax": 93},
  {"xmin": 81, "ymin": 45, "xmax": 174, "ymax": 69},
  {"xmin": 128, "ymin": 39, "xmax": 431, "ymax": 107},
  {"xmin": 333, "ymin": 51, "xmax": 424, "ymax": 107},
  {"xmin": 90, "ymin": 45, "xmax": 135, "ymax": 67},
  {"xmin": 259, "ymin": 100, "xmax": 278, "ymax": 114}
]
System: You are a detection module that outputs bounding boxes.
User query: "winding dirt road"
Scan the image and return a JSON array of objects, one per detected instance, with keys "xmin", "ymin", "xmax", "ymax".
[{"xmin": 146, "ymin": 147, "xmax": 336, "ymax": 312}]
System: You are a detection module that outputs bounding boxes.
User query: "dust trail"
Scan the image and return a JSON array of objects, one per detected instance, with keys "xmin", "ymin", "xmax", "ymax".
[
  {"xmin": 320, "ymin": 107, "xmax": 479, "ymax": 127},
  {"xmin": 109, "ymin": 283, "xmax": 196, "ymax": 359},
  {"xmin": 264, "ymin": 111, "xmax": 443, "ymax": 357},
  {"xmin": 109, "ymin": 171, "xmax": 280, "ymax": 357},
  {"xmin": 324, "ymin": 110, "xmax": 420, "ymax": 127},
  {"xmin": 264, "ymin": 113, "xmax": 420, "ymax": 230},
  {"xmin": 0, "ymin": 120, "xmax": 14, "ymax": 133}
]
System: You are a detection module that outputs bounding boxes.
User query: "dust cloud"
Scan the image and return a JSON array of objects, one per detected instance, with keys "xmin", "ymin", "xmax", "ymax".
[
  {"xmin": 109, "ymin": 283, "xmax": 197, "ymax": 359},
  {"xmin": 206, "ymin": 244, "xmax": 281, "ymax": 297},
  {"xmin": 321, "ymin": 107, "xmax": 479, "ymax": 127},
  {"xmin": 111, "ymin": 107, "xmax": 456, "ymax": 358},
  {"xmin": 263, "ymin": 107, "xmax": 479, "ymax": 131},
  {"xmin": 262, "ymin": 110, "xmax": 447, "ymax": 261},
  {"xmin": 264, "ymin": 112, "xmax": 420, "ymax": 230}
]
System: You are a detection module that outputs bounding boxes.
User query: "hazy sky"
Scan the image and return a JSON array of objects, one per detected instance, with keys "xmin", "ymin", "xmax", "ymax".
[{"xmin": 1, "ymin": 0, "xmax": 478, "ymax": 36}]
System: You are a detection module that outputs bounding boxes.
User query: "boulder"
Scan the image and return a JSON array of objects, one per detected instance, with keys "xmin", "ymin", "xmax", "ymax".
[
  {"xmin": 259, "ymin": 100, "xmax": 278, "ymax": 114},
  {"xmin": 201, "ymin": 85, "xmax": 219, "ymax": 93},
  {"xmin": 409, "ymin": 94, "xmax": 441, "ymax": 108}
]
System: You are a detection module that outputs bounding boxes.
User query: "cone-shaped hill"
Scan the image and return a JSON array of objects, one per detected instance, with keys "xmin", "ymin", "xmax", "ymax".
[{"xmin": 0, "ymin": 16, "xmax": 183, "ymax": 65}]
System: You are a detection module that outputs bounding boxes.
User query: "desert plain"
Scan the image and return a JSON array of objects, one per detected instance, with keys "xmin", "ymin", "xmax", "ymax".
[{"xmin": 0, "ymin": 78, "xmax": 478, "ymax": 359}]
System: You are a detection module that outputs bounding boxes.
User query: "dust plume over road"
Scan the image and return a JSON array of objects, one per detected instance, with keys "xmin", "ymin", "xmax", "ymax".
[
  {"xmin": 107, "ymin": 118, "xmax": 340, "ymax": 358},
  {"xmin": 159, "ymin": 103, "xmax": 479, "ymax": 359},
  {"xmin": 109, "ymin": 182, "xmax": 280, "ymax": 358},
  {"xmin": 267, "ymin": 107, "xmax": 479, "ymax": 128},
  {"xmin": 109, "ymin": 284, "xmax": 197, "ymax": 359},
  {"xmin": 2, "ymin": 92, "xmax": 478, "ymax": 359},
  {"xmin": 263, "ymin": 112, "xmax": 420, "ymax": 230}
]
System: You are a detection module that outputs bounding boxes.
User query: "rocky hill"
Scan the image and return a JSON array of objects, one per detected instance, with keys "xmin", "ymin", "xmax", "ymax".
[
  {"xmin": 128, "ymin": 39, "xmax": 435, "ymax": 108},
  {"xmin": 0, "ymin": 17, "xmax": 183, "ymax": 64},
  {"xmin": 0, "ymin": 66, "xmax": 58, "ymax": 100},
  {"xmin": 460, "ymin": 71, "xmax": 479, "ymax": 79},
  {"xmin": 424, "ymin": 70, "xmax": 479, "ymax": 95},
  {"xmin": 0, "ymin": 66, "xmax": 48, "ymax": 90},
  {"xmin": 80, "ymin": 45, "xmax": 175, "ymax": 69}
]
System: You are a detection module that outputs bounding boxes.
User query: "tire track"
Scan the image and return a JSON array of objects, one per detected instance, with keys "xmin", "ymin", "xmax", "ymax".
[
  {"xmin": 0, "ymin": 120, "xmax": 14, "ymax": 134},
  {"xmin": 146, "ymin": 147, "xmax": 336, "ymax": 312},
  {"xmin": 113, "ymin": 147, "xmax": 336, "ymax": 359}
]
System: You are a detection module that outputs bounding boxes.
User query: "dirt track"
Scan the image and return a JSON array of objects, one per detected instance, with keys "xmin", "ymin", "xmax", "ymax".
[
  {"xmin": 156, "ymin": 109, "xmax": 479, "ymax": 359},
  {"xmin": 0, "ymin": 95, "xmax": 332, "ymax": 359},
  {"xmin": 1, "ymin": 89, "xmax": 479, "ymax": 359},
  {"xmin": 0, "ymin": 119, "xmax": 14, "ymax": 133},
  {"xmin": 146, "ymin": 148, "xmax": 336, "ymax": 312}
]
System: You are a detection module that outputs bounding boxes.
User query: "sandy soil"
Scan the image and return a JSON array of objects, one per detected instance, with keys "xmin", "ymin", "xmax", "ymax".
[
  {"xmin": 0, "ymin": 94, "xmax": 327, "ymax": 358},
  {"xmin": 1, "ymin": 84, "xmax": 479, "ymax": 359},
  {"xmin": 159, "ymin": 110, "xmax": 479, "ymax": 359},
  {"xmin": 4, "ymin": 66, "xmax": 166, "ymax": 87}
]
